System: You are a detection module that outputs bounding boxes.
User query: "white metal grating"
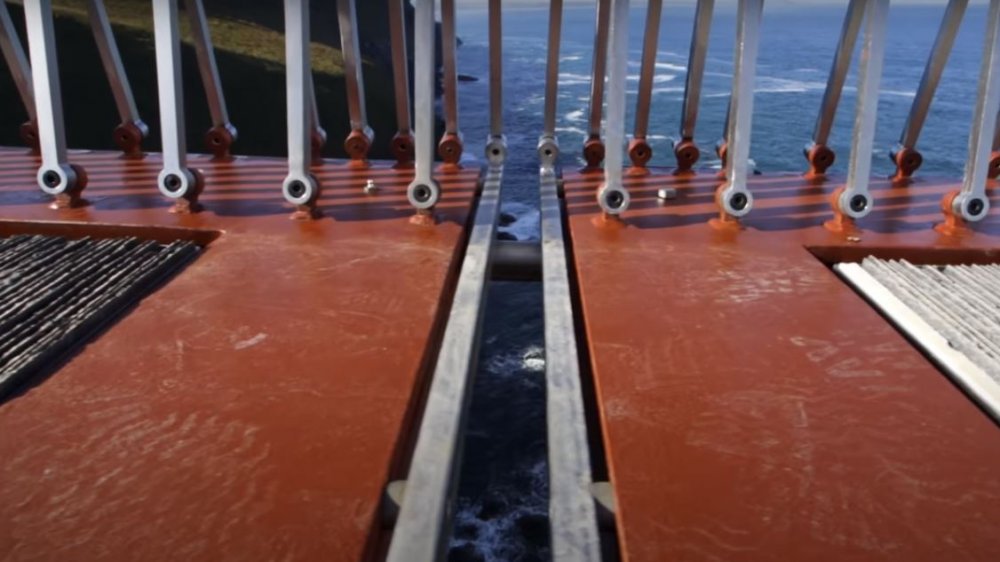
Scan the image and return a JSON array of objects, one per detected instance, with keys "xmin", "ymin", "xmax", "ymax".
[{"xmin": 837, "ymin": 257, "xmax": 1000, "ymax": 422}]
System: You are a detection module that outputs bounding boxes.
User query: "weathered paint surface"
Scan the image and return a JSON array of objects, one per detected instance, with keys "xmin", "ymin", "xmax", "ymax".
[
  {"xmin": 0, "ymin": 148, "xmax": 479, "ymax": 561},
  {"xmin": 564, "ymin": 169, "xmax": 1000, "ymax": 561}
]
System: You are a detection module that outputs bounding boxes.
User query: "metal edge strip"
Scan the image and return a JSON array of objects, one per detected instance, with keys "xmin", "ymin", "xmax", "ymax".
[
  {"xmin": 541, "ymin": 167, "xmax": 603, "ymax": 562},
  {"xmin": 386, "ymin": 163, "xmax": 503, "ymax": 561}
]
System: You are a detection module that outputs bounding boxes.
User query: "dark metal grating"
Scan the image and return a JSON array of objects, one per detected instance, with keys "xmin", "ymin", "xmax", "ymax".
[{"xmin": 0, "ymin": 234, "xmax": 199, "ymax": 396}]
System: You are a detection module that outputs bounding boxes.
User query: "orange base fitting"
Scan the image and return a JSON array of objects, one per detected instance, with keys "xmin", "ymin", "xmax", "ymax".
[
  {"xmin": 627, "ymin": 138, "xmax": 652, "ymax": 175},
  {"xmin": 113, "ymin": 121, "xmax": 146, "ymax": 159},
  {"xmin": 715, "ymin": 141, "xmax": 728, "ymax": 179},
  {"xmin": 437, "ymin": 132, "xmax": 463, "ymax": 172},
  {"xmin": 205, "ymin": 124, "xmax": 237, "ymax": 161},
  {"xmin": 582, "ymin": 136, "xmax": 605, "ymax": 171},
  {"xmin": 823, "ymin": 186, "xmax": 862, "ymax": 235},
  {"xmin": 673, "ymin": 138, "xmax": 700, "ymax": 176},
  {"xmin": 891, "ymin": 146, "xmax": 923, "ymax": 184},
  {"xmin": 390, "ymin": 131, "xmax": 415, "ymax": 169},
  {"xmin": 988, "ymin": 150, "xmax": 1000, "ymax": 181},
  {"xmin": 708, "ymin": 183, "xmax": 744, "ymax": 231},
  {"xmin": 49, "ymin": 164, "xmax": 89, "ymax": 210},
  {"xmin": 19, "ymin": 121, "xmax": 39, "ymax": 154},
  {"xmin": 311, "ymin": 128, "xmax": 327, "ymax": 162},
  {"xmin": 169, "ymin": 169, "xmax": 205, "ymax": 215},
  {"xmin": 345, "ymin": 128, "xmax": 373, "ymax": 169},
  {"xmin": 410, "ymin": 208, "xmax": 438, "ymax": 226},
  {"xmin": 934, "ymin": 189, "xmax": 976, "ymax": 237},
  {"xmin": 804, "ymin": 143, "xmax": 836, "ymax": 179}
]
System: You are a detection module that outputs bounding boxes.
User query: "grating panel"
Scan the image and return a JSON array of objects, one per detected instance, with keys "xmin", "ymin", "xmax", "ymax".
[
  {"xmin": 838, "ymin": 257, "xmax": 1000, "ymax": 422},
  {"xmin": 0, "ymin": 234, "xmax": 199, "ymax": 395}
]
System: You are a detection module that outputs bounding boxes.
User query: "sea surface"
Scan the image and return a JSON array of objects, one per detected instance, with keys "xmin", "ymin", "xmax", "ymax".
[{"xmin": 445, "ymin": 4, "xmax": 991, "ymax": 560}]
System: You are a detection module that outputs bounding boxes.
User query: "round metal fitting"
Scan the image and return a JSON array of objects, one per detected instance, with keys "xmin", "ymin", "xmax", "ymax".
[
  {"xmin": 390, "ymin": 131, "xmax": 415, "ymax": 164},
  {"xmin": 892, "ymin": 146, "xmax": 923, "ymax": 178},
  {"xmin": 673, "ymin": 139, "xmax": 700, "ymax": 170},
  {"xmin": 113, "ymin": 121, "xmax": 145, "ymax": 157},
  {"xmin": 158, "ymin": 168, "xmax": 195, "ymax": 199},
  {"xmin": 720, "ymin": 188, "xmax": 753, "ymax": 218},
  {"xmin": 805, "ymin": 143, "xmax": 836, "ymax": 175},
  {"xmin": 597, "ymin": 186, "xmax": 630, "ymax": 215},
  {"xmin": 954, "ymin": 193, "xmax": 990, "ymax": 222},
  {"xmin": 628, "ymin": 139, "xmax": 652, "ymax": 167},
  {"xmin": 838, "ymin": 190, "xmax": 872, "ymax": 219},
  {"xmin": 485, "ymin": 135, "xmax": 507, "ymax": 165},
  {"xmin": 583, "ymin": 138, "xmax": 605, "ymax": 168},
  {"xmin": 537, "ymin": 136, "xmax": 559, "ymax": 167},
  {"xmin": 407, "ymin": 180, "xmax": 440, "ymax": 210},
  {"xmin": 37, "ymin": 165, "xmax": 73, "ymax": 195},
  {"xmin": 282, "ymin": 173, "xmax": 319, "ymax": 206}
]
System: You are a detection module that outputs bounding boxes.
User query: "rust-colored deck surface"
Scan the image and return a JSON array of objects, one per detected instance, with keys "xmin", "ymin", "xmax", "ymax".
[
  {"xmin": 0, "ymin": 148, "xmax": 479, "ymax": 561},
  {"xmin": 563, "ymin": 168, "xmax": 1000, "ymax": 561}
]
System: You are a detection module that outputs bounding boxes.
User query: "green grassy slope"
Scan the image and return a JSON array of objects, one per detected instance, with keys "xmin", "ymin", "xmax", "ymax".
[{"xmin": 0, "ymin": 0, "xmax": 405, "ymax": 159}]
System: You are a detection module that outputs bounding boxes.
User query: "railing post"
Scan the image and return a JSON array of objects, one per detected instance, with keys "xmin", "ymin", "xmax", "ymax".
[
  {"xmin": 185, "ymin": 0, "xmax": 237, "ymax": 160},
  {"xmin": 713, "ymin": 0, "xmax": 764, "ymax": 228},
  {"xmin": 583, "ymin": 0, "xmax": 611, "ymax": 170},
  {"xmin": 804, "ymin": 0, "xmax": 864, "ymax": 178},
  {"xmin": 627, "ymin": 0, "xmax": 662, "ymax": 174},
  {"xmin": 938, "ymin": 0, "xmax": 1000, "ymax": 234},
  {"xmin": 674, "ymin": 0, "xmax": 714, "ymax": 175},
  {"xmin": 87, "ymin": 0, "xmax": 148, "ymax": 158},
  {"xmin": 596, "ymin": 0, "xmax": 631, "ymax": 216},
  {"xmin": 337, "ymin": 0, "xmax": 373, "ymax": 167},
  {"xmin": 406, "ymin": 0, "xmax": 441, "ymax": 215},
  {"xmin": 537, "ymin": 0, "xmax": 564, "ymax": 169},
  {"xmin": 826, "ymin": 0, "xmax": 890, "ymax": 234},
  {"xmin": 988, "ymin": 108, "xmax": 1000, "ymax": 179},
  {"xmin": 388, "ymin": 0, "xmax": 413, "ymax": 168},
  {"xmin": 282, "ymin": 0, "xmax": 320, "ymax": 219},
  {"xmin": 891, "ymin": 0, "xmax": 968, "ymax": 182},
  {"xmin": 308, "ymin": 70, "xmax": 327, "ymax": 161},
  {"xmin": 0, "ymin": 0, "xmax": 38, "ymax": 151},
  {"xmin": 152, "ymin": 0, "xmax": 202, "ymax": 212},
  {"xmin": 23, "ymin": 0, "xmax": 87, "ymax": 207},
  {"xmin": 485, "ymin": 0, "xmax": 506, "ymax": 165},
  {"xmin": 438, "ymin": 0, "xmax": 463, "ymax": 169}
]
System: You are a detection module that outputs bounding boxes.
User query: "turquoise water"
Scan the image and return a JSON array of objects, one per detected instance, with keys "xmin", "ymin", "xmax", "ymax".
[{"xmin": 449, "ymin": 4, "xmax": 992, "ymax": 560}]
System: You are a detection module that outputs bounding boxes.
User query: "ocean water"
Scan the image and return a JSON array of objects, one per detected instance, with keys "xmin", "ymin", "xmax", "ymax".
[{"xmin": 446, "ymin": 4, "xmax": 990, "ymax": 560}]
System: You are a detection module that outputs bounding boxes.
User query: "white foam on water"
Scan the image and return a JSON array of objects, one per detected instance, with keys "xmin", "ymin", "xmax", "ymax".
[
  {"xmin": 656, "ymin": 61, "xmax": 687, "ymax": 72},
  {"xmin": 449, "ymin": 461, "xmax": 549, "ymax": 562},
  {"xmin": 561, "ymin": 55, "xmax": 582, "ymax": 62},
  {"xmin": 499, "ymin": 200, "xmax": 541, "ymax": 242},
  {"xmin": 565, "ymin": 108, "xmax": 585, "ymax": 123},
  {"xmin": 558, "ymin": 72, "xmax": 594, "ymax": 85}
]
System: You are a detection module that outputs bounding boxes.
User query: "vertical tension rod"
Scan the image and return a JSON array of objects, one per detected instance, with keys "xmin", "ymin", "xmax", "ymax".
[
  {"xmin": 282, "ymin": 0, "xmax": 321, "ymax": 219},
  {"xmin": 438, "ymin": 0, "xmax": 463, "ymax": 170},
  {"xmin": 674, "ymin": 0, "xmax": 715, "ymax": 175},
  {"xmin": 938, "ymin": 0, "xmax": 1000, "ymax": 235},
  {"xmin": 23, "ymin": 0, "xmax": 88, "ymax": 207},
  {"xmin": 890, "ymin": 0, "xmax": 968, "ymax": 182},
  {"xmin": 805, "ymin": 0, "xmax": 864, "ymax": 178},
  {"xmin": 583, "ymin": 0, "xmax": 611, "ymax": 170},
  {"xmin": 627, "ymin": 0, "xmax": 663, "ymax": 174},
  {"xmin": 712, "ymin": 0, "xmax": 764, "ymax": 228},
  {"xmin": 597, "ymin": 0, "xmax": 632, "ymax": 217},
  {"xmin": 826, "ymin": 0, "xmax": 890, "ymax": 234}
]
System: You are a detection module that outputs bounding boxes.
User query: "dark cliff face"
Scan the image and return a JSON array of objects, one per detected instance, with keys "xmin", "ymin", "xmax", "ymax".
[{"xmin": 0, "ymin": 0, "xmax": 443, "ymax": 160}]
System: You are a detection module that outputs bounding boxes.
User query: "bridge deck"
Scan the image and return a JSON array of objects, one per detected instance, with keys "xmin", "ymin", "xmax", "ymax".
[
  {"xmin": 0, "ymin": 148, "xmax": 479, "ymax": 560},
  {"xmin": 563, "ymin": 168, "xmax": 1000, "ymax": 561}
]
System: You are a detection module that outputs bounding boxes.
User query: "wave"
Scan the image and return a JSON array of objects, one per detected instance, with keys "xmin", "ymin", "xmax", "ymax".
[{"xmin": 498, "ymin": 201, "xmax": 541, "ymax": 243}]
